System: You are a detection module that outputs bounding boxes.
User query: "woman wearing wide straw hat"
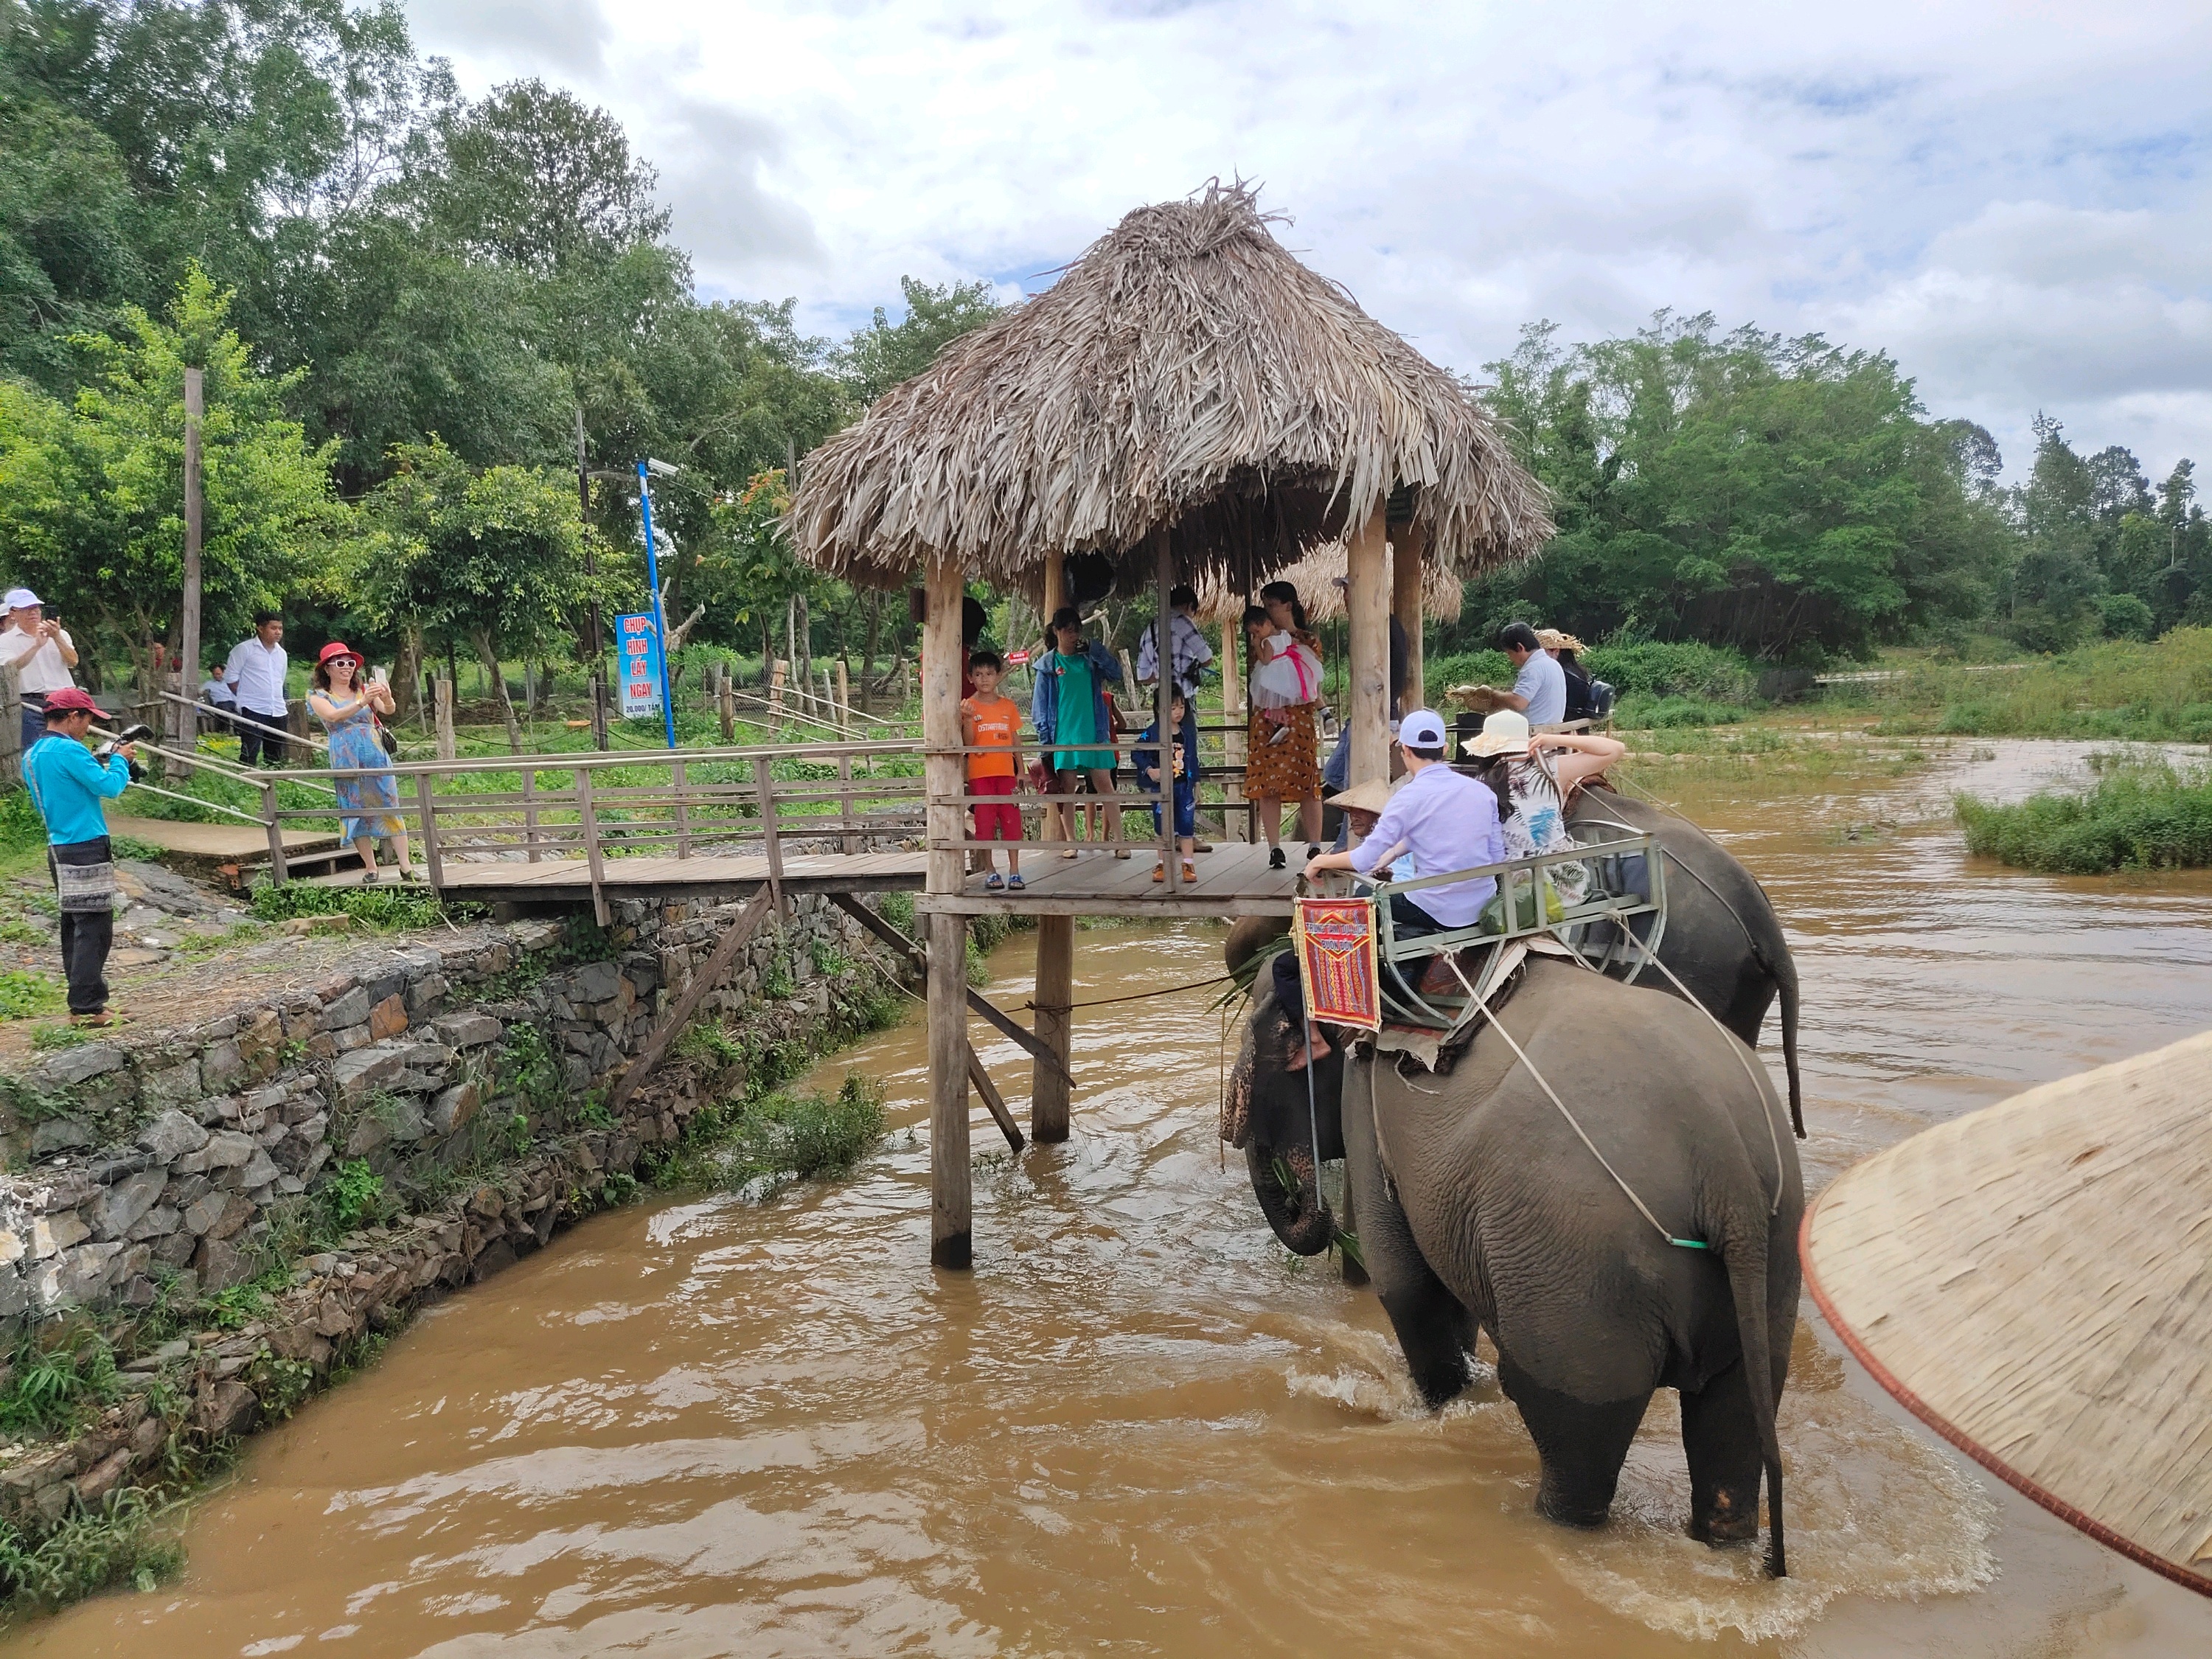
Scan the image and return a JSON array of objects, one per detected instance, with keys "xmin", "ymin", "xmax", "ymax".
[
  {"xmin": 309, "ymin": 641, "xmax": 417, "ymax": 883},
  {"xmin": 1462, "ymin": 710, "xmax": 1624, "ymax": 905}
]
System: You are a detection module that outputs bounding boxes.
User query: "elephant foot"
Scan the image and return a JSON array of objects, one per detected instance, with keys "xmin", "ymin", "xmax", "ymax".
[
  {"xmin": 1534, "ymin": 1475, "xmax": 1613, "ymax": 1531},
  {"xmin": 1688, "ymin": 1486, "xmax": 1761, "ymax": 1546}
]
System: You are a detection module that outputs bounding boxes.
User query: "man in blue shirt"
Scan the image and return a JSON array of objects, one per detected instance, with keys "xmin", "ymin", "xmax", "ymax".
[
  {"xmin": 21, "ymin": 687, "xmax": 136, "ymax": 1024},
  {"xmin": 1278, "ymin": 709, "xmax": 1506, "ymax": 1068}
]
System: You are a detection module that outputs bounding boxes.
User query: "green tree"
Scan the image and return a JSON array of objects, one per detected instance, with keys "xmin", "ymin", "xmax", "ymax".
[
  {"xmin": 356, "ymin": 439, "xmax": 622, "ymax": 751},
  {"xmin": 1472, "ymin": 313, "xmax": 2009, "ymax": 661},
  {"xmin": 834, "ymin": 275, "xmax": 1001, "ymax": 404},
  {"xmin": 0, "ymin": 262, "xmax": 344, "ymax": 681}
]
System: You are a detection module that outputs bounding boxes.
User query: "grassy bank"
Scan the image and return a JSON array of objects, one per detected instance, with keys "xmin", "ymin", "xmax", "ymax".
[
  {"xmin": 1956, "ymin": 759, "xmax": 2212, "ymax": 874},
  {"xmin": 1843, "ymin": 628, "xmax": 2212, "ymax": 742}
]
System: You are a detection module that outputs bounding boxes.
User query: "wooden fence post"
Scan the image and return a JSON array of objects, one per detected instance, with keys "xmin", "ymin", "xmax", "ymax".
[
  {"xmin": 413, "ymin": 772, "xmax": 445, "ymax": 889},
  {"xmin": 0, "ymin": 673, "xmax": 18, "ymax": 789},
  {"xmin": 834, "ymin": 659, "xmax": 852, "ymax": 737},
  {"xmin": 521, "ymin": 769, "xmax": 540, "ymax": 863},
  {"xmin": 260, "ymin": 780, "xmax": 288, "ymax": 884},
  {"xmin": 575, "ymin": 768, "xmax": 608, "ymax": 928},
  {"xmin": 434, "ymin": 674, "xmax": 456, "ymax": 762},
  {"xmin": 750, "ymin": 754, "xmax": 784, "ymax": 916},
  {"xmin": 673, "ymin": 757, "xmax": 692, "ymax": 858},
  {"xmin": 718, "ymin": 666, "xmax": 736, "ymax": 743}
]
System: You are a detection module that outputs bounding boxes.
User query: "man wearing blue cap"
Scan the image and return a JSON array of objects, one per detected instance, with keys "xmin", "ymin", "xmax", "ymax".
[{"xmin": 1277, "ymin": 709, "xmax": 1505, "ymax": 1068}]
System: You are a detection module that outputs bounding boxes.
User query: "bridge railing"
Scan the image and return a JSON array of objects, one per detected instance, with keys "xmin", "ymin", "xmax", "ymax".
[{"xmin": 254, "ymin": 739, "xmax": 928, "ymax": 887}]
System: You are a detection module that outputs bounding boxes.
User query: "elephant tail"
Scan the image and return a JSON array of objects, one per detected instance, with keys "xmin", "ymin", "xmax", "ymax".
[
  {"xmin": 1776, "ymin": 953, "xmax": 1804, "ymax": 1141},
  {"xmin": 1722, "ymin": 1220, "xmax": 1787, "ymax": 1578}
]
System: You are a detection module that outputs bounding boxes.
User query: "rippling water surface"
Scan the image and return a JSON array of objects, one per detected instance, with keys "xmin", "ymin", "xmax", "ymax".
[{"xmin": 12, "ymin": 738, "xmax": 2212, "ymax": 1657}]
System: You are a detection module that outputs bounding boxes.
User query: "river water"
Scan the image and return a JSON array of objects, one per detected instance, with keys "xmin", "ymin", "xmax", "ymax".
[{"xmin": 13, "ymin": 738, "xmax": 2212, "ymax": 1656}]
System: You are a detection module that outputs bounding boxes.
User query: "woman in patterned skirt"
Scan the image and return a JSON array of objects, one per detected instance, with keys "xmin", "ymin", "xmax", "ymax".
[{"xmin": 1243, "ymin": 582, "xmax": 1325, "ymax": 869}]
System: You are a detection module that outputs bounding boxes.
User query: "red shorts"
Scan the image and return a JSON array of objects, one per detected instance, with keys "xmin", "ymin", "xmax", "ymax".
[{"xmin": 970, "ymin": 772, "xmax": 1020, "ymax": 843}]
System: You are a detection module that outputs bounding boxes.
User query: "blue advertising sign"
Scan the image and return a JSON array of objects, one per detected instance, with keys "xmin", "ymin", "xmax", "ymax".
[{"xmin": 616, "ymin": 612, "xmax": 664, "ymax": 718}]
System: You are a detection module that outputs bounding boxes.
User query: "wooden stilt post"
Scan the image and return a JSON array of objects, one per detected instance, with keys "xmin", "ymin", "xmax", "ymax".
[
  {"xmin": 923, "ymin": 552, "xmax": 972, "ymax": 1268},
  {"xmin": 1346, "ymin": 500, "xmax": 1392, "ymax": 790},
  {"xmin": 1041, "ymin": 551, "xmax": 1067, "ymax": 847},
  {"xmin": 1341, "ymin": 498, "xmax": 1390, "ymax": 1290},
  {"xmin": 1219, "ymin": 610, "xmax": 1244, "ymax": 842},
  {"xmin": 175, "ymin": 366, "xmax": 203, "ymax": 775},
  {"xmin": 1031, "ymin": 914, "xmax": 1073, "ymax": 1143},
  {"xmin": 1391, "ymin": 515, "xmax": 1427, "ymax": 718},
  {"xmin": 1154, "ymin": 526, "xmax": 1178, "ymax": 891}
]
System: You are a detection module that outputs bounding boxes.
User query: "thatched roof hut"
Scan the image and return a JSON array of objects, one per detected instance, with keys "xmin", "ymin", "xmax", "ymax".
[
  {"xmin": 1191, "ymin": 538, "xmax": 1462, "ymax": 627},
  {"xmin": 789, "ymin": 181, "xmax": 1550, "ymax": 591},
  {"xmin": 1802, "ymin": 1029, "xmax": 2212, "ymax": 1597}
]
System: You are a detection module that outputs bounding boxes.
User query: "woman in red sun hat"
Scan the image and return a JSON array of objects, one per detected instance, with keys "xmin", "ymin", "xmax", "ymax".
[{"xmin": 309, "ymin": 642, "xmax": 417, "ymax": 883}]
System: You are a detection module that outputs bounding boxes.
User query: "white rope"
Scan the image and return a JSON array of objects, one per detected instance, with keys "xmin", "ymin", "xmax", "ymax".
[
  {"xmin": 1610, "ymin": 917, "xmax": 1786, "ymax": 1217},
  {"xmin": 1445, "ymin": 953, "xmax": 1705, "ymax": 1251}
]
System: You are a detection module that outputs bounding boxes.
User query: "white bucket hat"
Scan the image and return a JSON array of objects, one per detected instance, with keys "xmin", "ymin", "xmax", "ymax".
[
  {"xmin": 1464, "ymin": 709, "xmax": 1532, "ymax": 758},
  {"xmin": 3, "ymin": 588, "xmax": 42, "ymax": 611}
]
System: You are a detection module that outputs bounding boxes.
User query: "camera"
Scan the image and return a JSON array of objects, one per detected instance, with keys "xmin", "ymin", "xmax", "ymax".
[{"xmin": 95, "ymin": 722, "xmax": 152, "ymax": 782}]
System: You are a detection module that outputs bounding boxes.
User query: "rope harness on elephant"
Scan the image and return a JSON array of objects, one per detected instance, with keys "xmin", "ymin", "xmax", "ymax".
[
  {"xmin": 1435, "ymin": 951, "xmax": 1715, "ymax": 1253},
  {"xmin": 1604, "ymin": 915, "xmax": 1786, "ymax": 1219}
]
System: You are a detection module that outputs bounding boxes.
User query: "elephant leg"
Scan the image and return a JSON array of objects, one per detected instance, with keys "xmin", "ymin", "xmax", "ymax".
[
  {"xmin": 1679, "ymin": 1358, "xmax": 1764, "ymax": 1545},
  {"xmin": 1496, "ymin": 1348, "xmax": 1649, "ymax": 1528},
  {"xmin": 1340, "ymin": 1061, "xmax": 1470, "ymax": 1409}
]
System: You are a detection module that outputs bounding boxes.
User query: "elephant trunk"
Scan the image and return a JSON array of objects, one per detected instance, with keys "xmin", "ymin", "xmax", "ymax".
[{"xmin": 1247, "ymin": 1138, "xmax": 1335, "ymax": 1256}]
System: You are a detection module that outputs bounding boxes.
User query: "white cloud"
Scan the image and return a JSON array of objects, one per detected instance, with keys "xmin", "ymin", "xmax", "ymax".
[{"xmin": 407, "ymin": 0, "xmax": 2212, "ymax": 476}]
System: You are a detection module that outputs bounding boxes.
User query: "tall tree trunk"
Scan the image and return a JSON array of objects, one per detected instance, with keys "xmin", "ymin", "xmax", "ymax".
[{"xmin": 473, "ymin": 630, "xmax": 524, "ymax": 754}]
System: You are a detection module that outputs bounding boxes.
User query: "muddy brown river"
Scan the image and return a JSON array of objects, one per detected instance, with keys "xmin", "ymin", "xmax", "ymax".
[{"xmin": 13, "ymin": 738, "xmax": 2212, "ymax": 1656}]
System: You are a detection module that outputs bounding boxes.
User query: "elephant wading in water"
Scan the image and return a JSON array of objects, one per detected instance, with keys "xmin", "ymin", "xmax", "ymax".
[
  {"xmin": 1223, "ymin": 953, "xmax": 1804, "ymax": 1574},
  {"xmin": 1568, "ymin": 784, "xmax": 1805, "ymax": 1136}
]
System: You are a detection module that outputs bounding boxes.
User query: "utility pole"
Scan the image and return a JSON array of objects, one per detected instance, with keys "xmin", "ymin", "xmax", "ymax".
[
  {"xmin": 574, "ymin": 406, "xmax": 609, "ymax": 751},
  {"xmin": 176, "ymin": 366, "xmax": 204, "ymax": 776},
  {"xmin": 637, "ymin": 459, "xmax": 679, "ymax": 750}
]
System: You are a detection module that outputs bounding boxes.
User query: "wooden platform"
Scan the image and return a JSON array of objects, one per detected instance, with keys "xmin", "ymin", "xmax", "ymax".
[
  {"xmin": 921, "ymin": 839, "xmax": 1298, "ymax": 917},
  {"xmin": 105, "ymin": 813, "xmax": 341, "ymax": 868},
  {"xmin": 343, "ymin": 840, "xmax": 1299, "ymax": 918},
  {"xmin": 1801, "ymin": 1029, "xmax": 2212, "ymax": 1597}
]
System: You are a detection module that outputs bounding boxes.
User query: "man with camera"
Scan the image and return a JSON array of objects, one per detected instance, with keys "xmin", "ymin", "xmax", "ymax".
[
  {"xmin": 21, "ymin": 688, "xmax": 138, "ymax": 1026},
  {"xmin": 2, "ymin": 588, "xmax": 80, "ymax": 754}
]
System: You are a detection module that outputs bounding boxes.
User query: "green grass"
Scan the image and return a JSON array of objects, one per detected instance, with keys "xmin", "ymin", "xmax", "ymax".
[
  {"xmin": 1843, "ymin": 627, "xmax": 2212, "ymax": 742},
  {"xmin": 653, "ymin": 1076, "xmax": 887, "ymax": 1196},
  {"xmin": 1614, "ymin": 694, "xmax": 1746, "ymax": 729},
  {"xmin": 0, "ymin": 1489, "xmax": 184, "ymax": 1609},
  {"xmin": 1956, "ymin": 759, "xmax": 2212, "ymax": 873},
  {"xmin": 246, "ymin": 880, "xmax": 478, "ymax": 932},
  {"xmin": 0, "ymin": 1329, "xmax": 121, "ymax": 1438},
  {"xmin": 0, "ymin": 968, "xmax": 64, "ymax": 1020}
]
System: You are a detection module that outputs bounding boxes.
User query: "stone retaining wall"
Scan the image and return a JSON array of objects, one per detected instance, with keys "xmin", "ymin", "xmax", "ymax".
[{"xmin": 0, "ymin": 888, "xmax": 909, "ymax": 1537}]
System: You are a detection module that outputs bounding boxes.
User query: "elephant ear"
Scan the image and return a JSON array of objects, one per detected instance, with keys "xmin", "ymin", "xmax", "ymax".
[{"xmin": 1222, "ymin": 915, "xmax": 1291, "ymax": 978}]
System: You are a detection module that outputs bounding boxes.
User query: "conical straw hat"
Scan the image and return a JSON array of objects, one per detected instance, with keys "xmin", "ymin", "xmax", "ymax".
[{"xmin": 1801, "ymin": 1028, "xmax": 2212, "ymax": 1596}]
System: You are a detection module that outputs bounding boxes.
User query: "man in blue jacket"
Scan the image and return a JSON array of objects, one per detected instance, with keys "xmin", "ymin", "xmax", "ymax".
[{"xmin": 21, "ymin": 687, "xmax": 136, "ymax": 1025}]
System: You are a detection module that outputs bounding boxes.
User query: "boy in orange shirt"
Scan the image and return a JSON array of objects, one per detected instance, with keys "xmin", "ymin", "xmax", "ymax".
[{"xmin": 961, "ymin": 647, "xmax": 1024, "ymax": 890}]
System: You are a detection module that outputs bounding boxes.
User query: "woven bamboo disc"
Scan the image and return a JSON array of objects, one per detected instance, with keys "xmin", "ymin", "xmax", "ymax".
[{"xmin": 1801, "ymin": 1028, "xmax": 2212, "ymax": 1596}]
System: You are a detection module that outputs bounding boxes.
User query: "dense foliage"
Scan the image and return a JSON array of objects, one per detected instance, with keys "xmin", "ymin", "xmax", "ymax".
[
  {"xmin": 1458, "ymin": 316, "xmax": 2208, "ymax": 664},
  {"xmin": 1957, "ymin": 759, "xmax": 2212, "ymax": 874}
]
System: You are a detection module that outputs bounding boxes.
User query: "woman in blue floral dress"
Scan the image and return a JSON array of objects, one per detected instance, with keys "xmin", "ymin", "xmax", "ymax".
[{"xmin": 310, "ymin": 641, "xmax": 417, "ymax": 882}]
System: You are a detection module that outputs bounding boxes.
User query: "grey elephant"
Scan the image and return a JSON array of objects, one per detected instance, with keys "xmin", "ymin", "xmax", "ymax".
[
  {"xmin": 1224, "ymin": 955, "xmax": 1803, "ymax": 1576},
  {"xmin": 1567, "ymin": 784, "xmax": 1804, "ymax": 1135}
]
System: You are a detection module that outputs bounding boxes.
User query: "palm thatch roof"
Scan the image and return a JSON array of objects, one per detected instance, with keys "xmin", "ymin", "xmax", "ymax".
[
  {"xmin": 790, "ymin": 181, "xmax": 1551, "ymax": 591},
  {"xmin": 1803, "ymin": 1029, "xmax": 2212, "ymax": 1597},
  {"xmin": 1190, "ymin": 538, "xmax": 1462, "ymax": 627}
]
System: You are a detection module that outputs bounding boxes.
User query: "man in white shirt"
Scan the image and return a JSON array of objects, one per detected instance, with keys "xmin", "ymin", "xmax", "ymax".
[
  {"xmin": 224, "ymin": 612, "xmax": 291, "ymax": 765},
  {"xmin": 1281, "ymin": 709, "xmax": 1508, "ymax": 1067},
  {"xmin": 1, "ymin": 588, "xmax": 80, "ymax": 755}
]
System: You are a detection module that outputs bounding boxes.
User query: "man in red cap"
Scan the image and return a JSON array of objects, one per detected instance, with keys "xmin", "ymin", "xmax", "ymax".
[{"xmin": 20, "ymin": 688, "xmax": 137, "ymax": 1025}]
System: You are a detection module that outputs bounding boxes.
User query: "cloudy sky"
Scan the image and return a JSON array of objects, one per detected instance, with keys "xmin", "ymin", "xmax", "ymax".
[{"xmin": 407, "ymin": 1, "xmax": 2211, "ymax": 484}]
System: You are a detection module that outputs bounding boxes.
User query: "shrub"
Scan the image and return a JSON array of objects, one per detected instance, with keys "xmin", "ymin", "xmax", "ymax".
[
  {"xmin": 653, "ymin": 1075, "xmax": 886, "ymax": 1194},
  {"xmin": 0, "ymin": 1330, "xmax": 120, "ymax": 1436},
  {"xmin": 1956, "ymin": 761, "xmax": 2212, "ymax": 873},
  {"xmin": 0, "ymin": 1489, "xmax": 184, "ymax": 1608},
  {"xmin": 1579, "ymin": 641, "xmax": 1756, "ymax": 703},
  {"xmin": 248, "ymin": 880, "xmax": 478, "ymax": 932}
]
